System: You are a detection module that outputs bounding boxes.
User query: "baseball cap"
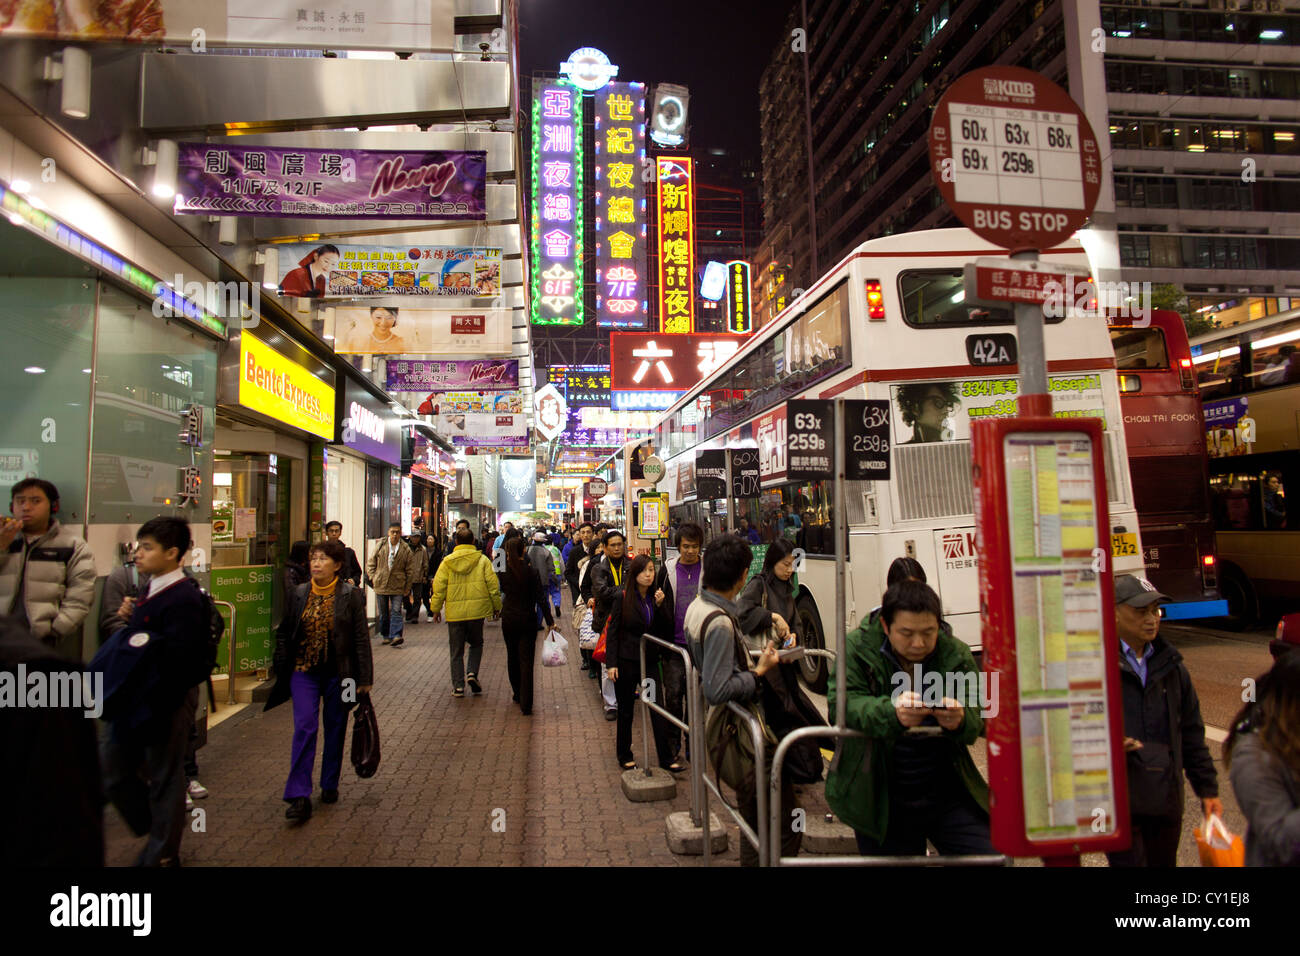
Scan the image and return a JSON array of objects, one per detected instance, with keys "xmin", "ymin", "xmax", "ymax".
[{"xmin": 1114, "ymin": 574, "xmax": 1169, "ymax": 608}]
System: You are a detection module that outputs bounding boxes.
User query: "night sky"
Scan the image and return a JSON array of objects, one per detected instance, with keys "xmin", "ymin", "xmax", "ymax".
[{"xmin": 517, "ymin": 0, "xmax": 798, "ymax": 157}]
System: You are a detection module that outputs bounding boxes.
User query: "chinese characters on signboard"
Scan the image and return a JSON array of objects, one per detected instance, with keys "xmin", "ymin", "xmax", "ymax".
[
  {"xmin": 276, "ymin": 243, "xmax": 501, "ymax": 298},
  {"xmin": 530, "ymin": 81, "xmax": 584, "ymax": 326},
  {"xmin": 728, "ymin": 261, "xmax": 752, "ymax": 334},
  {"xmin": 386, "ymin": 359, "xmax": 518, "ymax": 392},
  {"xmin": 656, "ymin": 157, "xmax": 696, "ymax": 333},
  {"xmin": 175, "ymin": 144, "xmax": 487, "ymax": 220},
  {"xmin": 595, "ymin": 82, "xmax": 648, "ymax": 329}
]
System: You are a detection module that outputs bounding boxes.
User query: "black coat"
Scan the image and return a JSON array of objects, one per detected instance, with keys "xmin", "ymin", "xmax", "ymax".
[
  {"xmin": 265, "ymin": 581, "xmax": 372, "ymax": 711},
  {"xmin": 605, "ymin": 587, "xmax": 673, "ymax": 665},
  {"xmin": 1118, "ymin": 636, "xmax": 1219, "ymax": 819},
  {"xmin": 584, "ymin": 554, "xmax": 629, "ymax": 632},
  {"xmin": 736, "ymin": 572, "xmax": 797, "ymax": 640},
  {"xmin": 497, "ymin": 564, "xmax": 554, "ymax": 630}
]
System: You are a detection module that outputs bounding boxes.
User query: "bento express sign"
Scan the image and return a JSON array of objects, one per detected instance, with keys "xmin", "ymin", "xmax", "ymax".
[{"xmin": 239, "ymin": 333, "xmax": 335, "ymax": 440}]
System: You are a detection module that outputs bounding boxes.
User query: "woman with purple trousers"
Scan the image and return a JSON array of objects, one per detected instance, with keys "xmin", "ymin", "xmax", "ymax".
[{"xmin": 265, "ymin": 539, "xmax": 373, "ymax": 822}]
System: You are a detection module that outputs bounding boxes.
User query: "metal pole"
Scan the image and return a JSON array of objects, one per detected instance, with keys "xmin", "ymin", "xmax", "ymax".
[
  {"xmin": 686, "ymin": 657, "xmax": 701, "ymax": 827},
  {"xmin": 639, "ymin": 631, "xmax": 651, "ymax": 777},
  {"xmin": 1012, "ymin": 248, "xmax": 1051, "ymax": 417},
  {"xmin": 725, "ymin": 451, "xmax": 735, "ymax": 538},
  {"xmin": 700, "ymin": 674, "xmax": 711, "ymax": 865},
  {"xmin": 833, "ymin": 400, "xmax": 847, "ymax": 732},
  {"xmin": 214, "ymin": 599, "xmax": 237, "ymax": 706}
]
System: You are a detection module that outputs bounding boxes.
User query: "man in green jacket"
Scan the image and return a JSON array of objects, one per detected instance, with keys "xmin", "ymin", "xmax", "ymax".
[
  {"xmin": 826, "ymin": 578, "xmax": 994, "ymax": 856},
  {"xmin": 430, "ymin": 527, "xmax": 502, "ymax": 698}
]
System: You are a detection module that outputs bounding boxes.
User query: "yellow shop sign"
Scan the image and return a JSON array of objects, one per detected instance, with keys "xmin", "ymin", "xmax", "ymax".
[{"xmin": 239, "ymin": 333, "xmax": 335, "ymax": 439}]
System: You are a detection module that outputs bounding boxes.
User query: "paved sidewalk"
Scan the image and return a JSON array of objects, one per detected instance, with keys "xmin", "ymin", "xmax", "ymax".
[{"xmin": 104, "ymin": 602, "xmax": 811, "ymax": 866}]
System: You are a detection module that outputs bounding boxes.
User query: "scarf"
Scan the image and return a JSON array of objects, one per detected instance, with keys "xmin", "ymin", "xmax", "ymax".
[{"xmin": 296, "ymin": 576, "xmax": 338, "ymax": 672}]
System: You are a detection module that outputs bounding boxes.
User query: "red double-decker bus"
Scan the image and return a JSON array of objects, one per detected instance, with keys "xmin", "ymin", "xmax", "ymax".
[{"xmin": 1110, "ymin": 310, "xmax": 1226, "ymax": 619}]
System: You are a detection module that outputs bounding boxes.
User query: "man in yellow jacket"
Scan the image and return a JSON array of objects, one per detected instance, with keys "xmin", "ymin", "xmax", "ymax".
[{"xmin": 430, "ymin": 527, "xmax": 502, "ymax": 697}]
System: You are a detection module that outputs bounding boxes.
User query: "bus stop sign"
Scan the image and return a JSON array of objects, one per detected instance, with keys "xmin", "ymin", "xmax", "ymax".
[{"xmin": 929, "ymin": 66, "xmax": 1101, "ymax": 252}]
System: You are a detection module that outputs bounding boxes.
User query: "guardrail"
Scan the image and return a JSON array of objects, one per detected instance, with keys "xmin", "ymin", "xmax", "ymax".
[
  {"xmin": 212, "ymin": 599, "xmax": 237, "ymax": 705},
  {"xmin": 637, "ymin": 632, "xmax": 702, "ymax": 825},
  {"xmin": 699, "ymin": 697, "xmax": 770, "ymax": 867}
]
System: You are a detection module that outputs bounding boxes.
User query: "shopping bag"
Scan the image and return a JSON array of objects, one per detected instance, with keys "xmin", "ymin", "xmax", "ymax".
[
  {"xmin": 592, "ymin": 620, "xmax": 609, "ymax": 664},
  {"xmin": 350, "ymin": 692, "xmax": 381, "ymax": 779},
  {"xmin": 1195, "ymin": 814, "xmax": 1244, "ymax": 868},
  {"xmin": 577, "ymin": 609, "xmax": 599, "ymax": 650},
  {"xmin": 541, "ymin": 629, "xmax": 569, "ymax": 667}
]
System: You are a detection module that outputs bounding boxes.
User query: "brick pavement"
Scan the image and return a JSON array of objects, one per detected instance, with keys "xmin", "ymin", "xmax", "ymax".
[{"xmin": 104, "ymin": 596, "xmax": 825, "ymax": 866}]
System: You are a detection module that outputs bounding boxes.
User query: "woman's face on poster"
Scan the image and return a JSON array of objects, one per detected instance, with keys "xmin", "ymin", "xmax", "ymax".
[
  {"xmin": 315, "ymin": 251, "xmax": 340, "ymax": 273},
  {"xmin": 371, "ymin": 308, "xmax": 396, "ymax": 332}
]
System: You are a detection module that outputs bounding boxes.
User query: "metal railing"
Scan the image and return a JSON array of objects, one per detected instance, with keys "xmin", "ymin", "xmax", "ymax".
[
  {"xmin": 212, "ymin": 599, "xmax": 237, "ymax": 705},
  {"xmin": 636, "ymin": 632, "xmax": 702, "ymax": 824},
  {"xmin": 699, "ymin": 697, "xmax": 770, "ymax": 867}
]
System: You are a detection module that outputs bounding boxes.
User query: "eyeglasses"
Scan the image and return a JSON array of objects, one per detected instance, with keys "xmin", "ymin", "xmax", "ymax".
[
  {"xmin": 922, "ymin": 395, "xmax": 952, "ymax": 409},
  {"xmin": 1128, "ymin": 604, "xmax": 1164, "ymax": 618}
]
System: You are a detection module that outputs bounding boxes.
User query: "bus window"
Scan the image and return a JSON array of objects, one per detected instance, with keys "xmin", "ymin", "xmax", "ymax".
[
  {"xmin": 1110, "ymin": 328, "xmax": 1169, "ymax": 370},
  {"xmin": 1265, "ymin": 470, "xmax": 1288, "ymax": 529},
  {"xmin": 900, "ymin": 270, "xmax": 1023, "ymax": 326}
]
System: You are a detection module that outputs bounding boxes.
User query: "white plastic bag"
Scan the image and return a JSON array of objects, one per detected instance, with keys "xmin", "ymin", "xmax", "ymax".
[{"xmin": 541, "ymin": 629, "xmax": 569, "ymax": 667}]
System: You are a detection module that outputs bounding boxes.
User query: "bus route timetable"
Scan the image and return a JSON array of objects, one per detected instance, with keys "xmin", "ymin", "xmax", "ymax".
[{"xmin": 929, "ymin": 66, "xmax": 1101, "ymax": 251}]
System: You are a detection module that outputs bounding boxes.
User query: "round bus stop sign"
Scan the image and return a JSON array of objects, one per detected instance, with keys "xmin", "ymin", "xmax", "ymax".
[
  {"xmin": 587, "ymin": 477, "xmax": 608, "ymax": 498},
  {"xmin": 929, "ymin": 66, "xmax": 1101, "ymax": 252}
]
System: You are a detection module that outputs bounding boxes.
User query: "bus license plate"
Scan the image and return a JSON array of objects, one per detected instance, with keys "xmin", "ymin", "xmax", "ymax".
[{"xmin": 1111, "ymin": 533, "xmax": 1138, "ymax": 558}]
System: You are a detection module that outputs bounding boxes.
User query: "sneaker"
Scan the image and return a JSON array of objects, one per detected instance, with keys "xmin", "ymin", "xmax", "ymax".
[
  {"xmin": 185, "ymin": 792, "xmax": 194, "ymax": 811},
  {"xmin": 285, "ymin": 797, "xmax": 312, "ymax": 821},
  {"xmin": 466, "ymin": 673, "xmax": 482, "ymax": 695},
  {"xmin": 187, "ymin": 780, "xmax": 209, "ymax": 799},
  {"xmin": 604, "ymin": 709, "xmax": 618, "ymax": 721},
  {"xmin": 452, "ymin": 687, "xmax": 465, "ymax": 698},
  {"xmin": 390, "ymin": 636, "xmax": 405, "ymax": 647},
  {"xmin": 381, "ymin": 638, "xmax": 393, "ymax": 645},
  {"xmin": 321, "ymin": 789, "xmax": 338, "ymax": 804}
]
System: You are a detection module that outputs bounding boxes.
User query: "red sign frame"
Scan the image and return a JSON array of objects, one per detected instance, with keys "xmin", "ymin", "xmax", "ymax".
[
  {"xmin": 973, "ymin": 415, "xmax": 1130, "ymax": 859},
  {"xmin": 609, "ymin": 331, "xmax": 751, "ymax": 392},
  {"xmin": 929, "ymin": 66, "xmax": 1101, "ymax": 252}
]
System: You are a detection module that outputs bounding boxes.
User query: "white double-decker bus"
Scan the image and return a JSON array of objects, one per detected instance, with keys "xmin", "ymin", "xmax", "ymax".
[{"xmin": 623, "ymin": 226, "xmax": 1144, "ymax": 692}]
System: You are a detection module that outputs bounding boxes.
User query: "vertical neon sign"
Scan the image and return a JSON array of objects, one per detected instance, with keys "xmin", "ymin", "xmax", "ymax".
[
  {"xmin": 531, "ymin": 80, "xmax": 584, "ymax": 326},
  {"xmin": 595, "ymin": 82, "xmax": 647, "ymax": 329},
  {"xmin": 656, "ymin": 157, "xmax": 696, "ymax": 334},
  {"xmin": 727, "ymin": 260, "xmax": 752, "ymax": 333}
]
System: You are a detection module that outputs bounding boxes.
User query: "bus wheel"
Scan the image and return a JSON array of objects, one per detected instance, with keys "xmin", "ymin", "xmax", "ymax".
[
  {"xmin": 1218, "ymin": 566, "xmax": 1258, "ymax": 631},
  {"xmin": 796, "ymin": 597, "xmax": 828, "ymax": 694}
]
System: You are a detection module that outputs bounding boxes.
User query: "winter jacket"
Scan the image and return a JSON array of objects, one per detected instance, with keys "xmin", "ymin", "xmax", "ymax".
[
  {"xmin": 685, "ymin": 589, "xmax": 762, "ymax": 706},
  {"xmin": 340, "ymin": 545, "xmax": 363, "ymax": 586},
  {"xmin": 736, "ymin": 572, "xmax": 798, "ymax": 648},
  {"xmin": 407, "ymin": 544, "xmax": 430, "ymax": 583},
  {"xmin": 661, "ymin": 555, "xmax": 703, "ymax": 645},
  {"xmin": 265, "ymin": 581, "xmax": 372, "ymax": 712},
  {"xmin": 564, "ymin": 540, "xmax": 591, "ymax": 599},
  {"xmin": 497, "ymin": 564, "xmax": 553, "ymax": 631},
  {"xmin": 584, "ymin": 554, "xmax": 628, "ymax": 632},
  {"xmin": 1118, "ymin": 636, "xmax": 1218, "ymax": 819},
  {"xmin": 430, "ymin": 544, "xmax": 502, "ymax": 622},
  {"xmin": 825, "ymin": 609, "xmax": 989, "ymax": 843},
  {"xmin": 1228, "ymin": 732, "xmax": 1300, "ymax": 866},
  {"xmin": 366, "ymin": 538, "xmax": 415, "ymax": 595},
  {"xmin": 0, "ymin": 520, "xmax": 96, "ymax": 647},
  {"xmin": 605, "ymin": 587, "xmax": 673, "ymax": 665},
  {"xmin": 526, "ymin": 543, "xmax": 559, "ymax": 591}
]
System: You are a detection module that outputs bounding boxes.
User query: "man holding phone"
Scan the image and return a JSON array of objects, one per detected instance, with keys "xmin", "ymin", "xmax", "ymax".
[{"xmin": 827, "ymin": 578, "xmax": 993, "ymax": 857}]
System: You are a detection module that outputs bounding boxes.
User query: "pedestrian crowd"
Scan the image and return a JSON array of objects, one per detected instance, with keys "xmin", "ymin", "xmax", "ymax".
[{"xmin": 2, "ymin": 477, "xmax": 1297, "ymax": 868}]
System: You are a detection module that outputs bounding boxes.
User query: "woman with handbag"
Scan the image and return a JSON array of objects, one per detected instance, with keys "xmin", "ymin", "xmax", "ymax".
[
  {"xmin": 605, "ymin": 554, "xmax": 676, "ymax": 770},
  {"xmin": 735, "ymin": 537, "xmax": 799, "ymax": 652},
  {"xmin": 497, "ymin": 536, "xmax": 554, "ymax": 716},
  {"xmin": 264, "ymin": 539, "xmax": 373, "ymax": 822}
]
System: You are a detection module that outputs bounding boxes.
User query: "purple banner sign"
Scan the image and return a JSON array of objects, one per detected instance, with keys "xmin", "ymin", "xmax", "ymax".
[
  {"xmin": 174, "ymin": 143, "xmax": 487, "ymax": 220},
  {"xmin": 386, "ymin": 359, "xmax": 519, "ymax": 392}
]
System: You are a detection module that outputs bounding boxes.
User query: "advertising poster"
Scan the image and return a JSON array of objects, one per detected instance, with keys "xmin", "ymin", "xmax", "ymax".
[
  {"xmin": 0, "ymin": 0, "xmax": 454, "ymax": 51},
  {"xmin": 332, "ymin": 308, "xmax": 510, "ymax": 356},
  {"xmin": 497, "ymin": 458, "xmax": 537, "ymax": 512},
  {"xmin": 386, "ymin": 359, "xmax": 518, "ymax": 392},
  {"xmin": 530, "ymin": 80, "xmax": 584, "ymax": 326},
  {"xmin": 277, "ymin": 243, "xmax": 501, "ymax": 299},
  {"xmin": 1203, "ymin": 397, "xmax": 1253, "ymax": 458},
  {"xmin": 211, "ymin": 565, "xmax": 274, "ymax": 675},
  {"xmin": 410, "ymin": 435, "xmax": 457, "ymax": 489},
  {"xmin": 175, "ymin": 143, "xmax": 486, "ymax": 220},
  {"xmin": 414, "ymin": 391, "xmax": 527, "ymax": 447},
  {"xmin": 889, "ymin": 374, "xmax": 1107, "ymax": 444},
  {"xmin": 234, "ymin": 507, "xmax": 257, "ymax": 539}
]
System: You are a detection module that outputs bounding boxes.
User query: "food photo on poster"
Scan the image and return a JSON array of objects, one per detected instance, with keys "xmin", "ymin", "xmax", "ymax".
[{"xmin": 276, "ymin": 243, "xmax": 502, "ymax": 299}]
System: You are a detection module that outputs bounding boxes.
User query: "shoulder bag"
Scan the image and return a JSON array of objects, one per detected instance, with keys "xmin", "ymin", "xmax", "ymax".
[{"xmin": 702, "ymin": 610, "xmax": 779, "ymax": 803}]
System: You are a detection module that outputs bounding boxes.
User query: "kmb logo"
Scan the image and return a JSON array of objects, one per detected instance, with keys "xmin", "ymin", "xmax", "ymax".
[{"xmin": 942, "ymin": 531, "xmax": 979, "ymax": 569}]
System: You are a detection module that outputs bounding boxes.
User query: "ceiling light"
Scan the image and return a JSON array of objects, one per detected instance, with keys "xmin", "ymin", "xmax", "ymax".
[
  {"xmin": 10, "ymin": 179, "xmax": 30, "ymax": 193},
  {"xmin": 24, "ymin": 366, "xmax": 45, "ymax": 374}
]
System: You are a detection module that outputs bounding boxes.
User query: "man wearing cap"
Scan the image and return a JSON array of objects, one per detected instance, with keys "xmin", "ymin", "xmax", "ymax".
[{"xmin": 1110, "ymin": 574, "xmax": 1222, "ymax": 867}]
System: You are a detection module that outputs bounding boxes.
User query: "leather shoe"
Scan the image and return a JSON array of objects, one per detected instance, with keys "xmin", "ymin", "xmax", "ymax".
[
  {"xmin": 285, "ymin": 797, "xmax": 312, "ymax": 821},
  {"xmin": 321, "ymin": 789, "xmax": 338, "ymax": 804}
]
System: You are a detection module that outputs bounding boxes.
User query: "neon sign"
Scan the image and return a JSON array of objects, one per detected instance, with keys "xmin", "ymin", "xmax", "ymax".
[
  {"xmin": 656, "ymin": 157, "xmax": 696, "ymax": 333},
  {"xmin": 559, "ymin": 47, "xmax": 619, "ymax": 92},
  {"xmin": 595, "ymin": 82, "xmax": 648, "ymax": 329},
  {"xmin": 728, "ymin": 260, "xmax": 752, "ymax": 333},
  {"xmin": 530, "ymin": 80, "xmax": 583, "ymax": 326}
]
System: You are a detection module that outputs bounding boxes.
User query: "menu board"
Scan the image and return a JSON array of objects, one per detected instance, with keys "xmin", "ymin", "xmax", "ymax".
[{"xmin": 1003, "ymin": 433, "xmax": 1116, "ymax": 842}]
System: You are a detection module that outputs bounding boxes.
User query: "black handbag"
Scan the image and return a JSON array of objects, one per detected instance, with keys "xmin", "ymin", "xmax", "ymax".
[{"xmin": 351, "ymin": 691, "xmax": 381, "ymax": 779}]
